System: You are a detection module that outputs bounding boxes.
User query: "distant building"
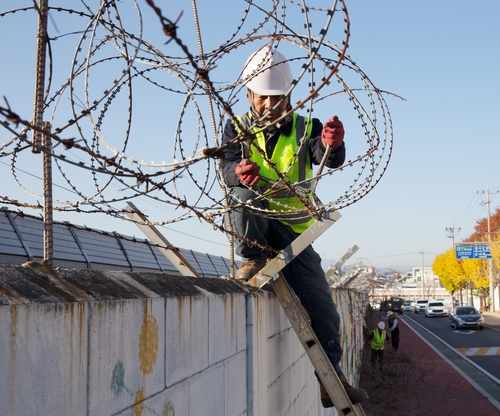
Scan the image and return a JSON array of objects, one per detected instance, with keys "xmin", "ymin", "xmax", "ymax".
[{"xmin": 412, "ymin": 267, "xmax": 442, "ymax": 288}]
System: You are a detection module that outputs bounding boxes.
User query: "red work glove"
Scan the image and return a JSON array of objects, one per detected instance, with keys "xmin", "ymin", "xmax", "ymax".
[
  {"xmin": 235, "ymin": 159, "xmax": 261, "ymax": 186},
  {"xmin": 321, "ymin": 115, "xmax": 345, "ymax": 149}
]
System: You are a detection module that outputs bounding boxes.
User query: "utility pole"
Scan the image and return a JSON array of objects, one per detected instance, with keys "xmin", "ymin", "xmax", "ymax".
[
  {"xmin": 447, "ymin": 220, "xmax": 461, "ymax": 303},
  {"xmin": 478, "ymin": 184, "xmax": 498, "ymax": 312},
  {"xmin": 446, "ymin": 219, "xmax": 461, "ymax": 248},
  {"xmin": 420, "ymin": 249, "xmax": 425, "ymax": 298}
]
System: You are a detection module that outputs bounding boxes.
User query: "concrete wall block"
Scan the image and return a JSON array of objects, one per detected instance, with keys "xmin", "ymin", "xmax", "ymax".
[
  {"xmin": 246, "ymin": 294, "xmax": 270, "ymax": 416},
  {"xmin": 0, "ymin": 303, "xmax": 88, "ymax": 416},
  {"xmin": 263, "ymin": 291, "xmax": 280, "ymax": 335},
  {"xmin": 295, "ymin": 353, "xmax": 315, "ymax": 400},
  {"xmin": 189, "ymin": 362, "xmax": 225, "ymax": 416},
  {"xmin": 223, "ymin": 351, "xmax": 247, "ymax": 416},
  {"xmin": 288, "ymin": 356, "xmax": 304, "ymax": 404},
  {"xmin": 206, "ymin": 291, "xmax": 246, "ymax": 366},
  {"xmin": 266, "ymin": 324, "xmax": 306, "ymax": 386},
  {"xmin": 290, "ymin": 386, "xmax": 318, "ymax": 416},
  {"xmin": 165, "ymin": 295, "xmax": 209, "ymax": 387},
  {"xmin": 235, "ymin": 293, "xmax": 247, "ymax": 354},
  {"xmin": 266, "ymin": 330, "xmax": 289, "ymax": 383},
  {"xmin": 264, "ymin": 292, "xmax": 292, "ymax": 337},
  {"xmin": 0, "ymin": 264, "xmax": 367, "ymax": 416},
  {"xmin": 267, "ymin": 375, "xmax": 289, "ymax": 416},
  {"xmin": 115, "ymin": 381, "xmax": 189, "ymax": 416},
  {"xmin": 87, "ymin": 298, "xmax": 165, "ymax": 416}
]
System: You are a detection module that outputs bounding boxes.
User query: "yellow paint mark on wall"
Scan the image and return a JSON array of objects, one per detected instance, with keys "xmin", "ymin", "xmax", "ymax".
[
  {"xmin": 139, "ymin": 313, "xmax": 159, "ymax": 375},
  {"xmin": 133, "ymin": 388, "xmax": 144, "ymax": 416},
  {"xmin": 163, "ymin": 401, "xmax": 175, "ymax": 416}
]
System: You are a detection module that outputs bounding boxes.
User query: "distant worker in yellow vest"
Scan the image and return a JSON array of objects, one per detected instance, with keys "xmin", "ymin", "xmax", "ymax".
[
  {"xmin": 368, "ymin": 321, "xmax": 389, "ymax": 368},
  {"xmin": 220, "ymin": 46, "xmax": 368, "ymax": 407}
]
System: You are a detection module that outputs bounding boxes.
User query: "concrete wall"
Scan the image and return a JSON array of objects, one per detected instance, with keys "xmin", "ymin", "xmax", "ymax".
[{"xmin": 0, "ymin": 263, "xmax": 367, "ymax": 416}]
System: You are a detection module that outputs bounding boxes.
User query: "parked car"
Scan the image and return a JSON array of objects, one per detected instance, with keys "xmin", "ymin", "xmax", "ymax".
[
  {"xmin": 449, "ymin": 306, "xmax": 484, "ymax": 329},
  {"xmin": 387, "ymin": 297, "xmax": 405, "ymax": 314},
  {"xmin": 414, "ymin": 299, "xmax": 428, "ymax": 313},
  {"xmin": 379, "ymin": 297, "xmax": 404, "ymax": 313},
  {"xmin": 425, "ymin": 301, "xmax": 448, "ymax": 317}
]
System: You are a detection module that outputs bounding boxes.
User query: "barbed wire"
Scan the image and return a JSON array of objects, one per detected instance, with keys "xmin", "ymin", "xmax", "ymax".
[{"xmin": 0, "ymin": 0, "xmax": 398, "ymax": 255}]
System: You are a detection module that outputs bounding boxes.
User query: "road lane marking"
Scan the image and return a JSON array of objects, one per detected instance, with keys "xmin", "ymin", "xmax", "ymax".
[{"xmin": 456, "ymin": 347, "xmax": 500, "ymax": 356}]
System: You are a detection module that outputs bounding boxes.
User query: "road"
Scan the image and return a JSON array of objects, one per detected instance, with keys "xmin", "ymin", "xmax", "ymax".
[{"xmin": 401, "ymin": 309, "xmax": 500, "ymax": 404}]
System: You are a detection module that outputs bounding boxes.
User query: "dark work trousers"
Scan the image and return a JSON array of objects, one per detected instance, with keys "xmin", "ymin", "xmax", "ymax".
[
  {"xmin": 371, "ymin": 348, "xmax": 384, "ymax": 368},
  {"xmin": 390, "ymin": 327, "xmax": 400, "ymax": 350},
  {"xmin": 226, "ymin": 186, "xmax": 344, "ymax": 377}
]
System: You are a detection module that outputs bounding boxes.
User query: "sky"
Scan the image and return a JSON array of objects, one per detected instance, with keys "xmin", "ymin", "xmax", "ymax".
[{"xmin": 1, "ymin": 1, "xmax": 499, "ymax": 274}]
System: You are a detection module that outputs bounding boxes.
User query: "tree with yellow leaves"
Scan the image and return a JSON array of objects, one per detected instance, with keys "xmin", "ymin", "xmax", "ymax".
[
  {"xmin": 433, "ymin": 207, "xmax": 500, "ymax": 309},
  {"xmin": 432, "ymin": 249, "xmax": 466, "ymax": 296},
  {"xmin": 491, "ymin": 233, "xmax": 500, "ymax": 282},
  {"xmin": 462, "ymin": 258, "xmax": 489, "ymax": 306}
]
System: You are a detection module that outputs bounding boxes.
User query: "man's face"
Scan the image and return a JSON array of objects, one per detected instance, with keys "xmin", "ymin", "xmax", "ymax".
[{"xmin": 249, "ymin": 92, "xmax": 289, "ymax": 121}]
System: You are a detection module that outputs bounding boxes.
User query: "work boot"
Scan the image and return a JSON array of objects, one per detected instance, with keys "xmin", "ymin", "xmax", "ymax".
[
  {"xmin": 339, "ymin": 375, "xmax": 369, "ymax": 404},
  {"xmin": 235, "ymin": 261, "xmax": 266, "ymax": 281},
  {"xmin": 319, "ymin": 383, "xmax": 334, "ymax": 408}
]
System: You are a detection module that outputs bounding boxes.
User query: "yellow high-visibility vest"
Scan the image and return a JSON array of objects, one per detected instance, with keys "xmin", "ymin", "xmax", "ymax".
[
  {"xmin": 236, "ymin": 112, "xmax": 315, "ymax": 234},
  {"xmin": 371, "ymin": 329, "xmax": 386, "ymax": 351}
]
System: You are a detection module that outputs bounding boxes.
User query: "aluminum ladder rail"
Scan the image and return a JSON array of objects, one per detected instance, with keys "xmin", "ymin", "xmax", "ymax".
[{"xmin": 245, "ymin": 209, "xmax": 366, "ymax": 415}]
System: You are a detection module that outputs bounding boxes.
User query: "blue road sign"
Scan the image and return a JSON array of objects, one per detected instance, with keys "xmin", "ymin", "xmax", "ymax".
[{"xmin": 455, "ymin": 244, "xmax": 491, "ymax": 259}]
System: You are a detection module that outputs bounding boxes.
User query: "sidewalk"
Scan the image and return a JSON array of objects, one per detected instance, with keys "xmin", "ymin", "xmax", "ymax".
[{"xmin": 359, "ymin": 314, "xmax": 500, "ymax": 416}]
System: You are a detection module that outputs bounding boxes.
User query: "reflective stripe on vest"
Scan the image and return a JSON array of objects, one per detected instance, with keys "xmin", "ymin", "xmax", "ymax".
[
  {"xmin": 371, "ymin": 329, "xmax": 386, "ymax": 351},
  {"xmin": 236, "ymin": 113, "xmax": 315, "ymax": 234}
]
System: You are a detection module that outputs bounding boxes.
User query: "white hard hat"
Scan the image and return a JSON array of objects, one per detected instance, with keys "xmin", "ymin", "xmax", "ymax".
[
  {"xmin": 241, "ymin": 47, "xmax": 293, "ymax": 96},
  {"xmin": 387, "ymin": 311, "xmax": 394, "ymax": 316},
  {"xmin": 378, "ymin": 321, "xmax": 385, "ymax": 329}
]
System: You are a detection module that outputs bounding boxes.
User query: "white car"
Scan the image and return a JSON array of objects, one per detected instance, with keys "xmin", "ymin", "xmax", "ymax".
[
  {"xmin": 414, "ymin": 299, "xmax": 428, "ymax": 313},
  {"xmin": 425, "ymin": 301, "xmax": 448, "ymax": 317}
]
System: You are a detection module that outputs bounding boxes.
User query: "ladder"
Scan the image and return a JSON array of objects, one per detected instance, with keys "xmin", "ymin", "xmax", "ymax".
[{"xmin": 245, "ymin": 209, "xmax": 367, "ymax": 416}]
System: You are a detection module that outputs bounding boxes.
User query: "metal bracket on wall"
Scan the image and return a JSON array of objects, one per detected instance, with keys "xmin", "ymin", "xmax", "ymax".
[
  {"xmin": 326, "ymin": 244, "xmax": 359, "ymax": 282},
  {"xmin": 124, "ymin": 202, "xmax": 199, "ymax": 277}
]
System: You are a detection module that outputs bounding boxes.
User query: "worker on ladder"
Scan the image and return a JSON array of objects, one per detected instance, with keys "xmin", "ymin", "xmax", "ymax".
[{"xmin": 220, "ymin": 45, "xmax": 369, "ymax": 407}]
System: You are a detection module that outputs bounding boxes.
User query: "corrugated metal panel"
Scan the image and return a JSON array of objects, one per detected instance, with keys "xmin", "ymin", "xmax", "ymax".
[
  {"xmin": 9, "ymin": 214, "xmax": 44, "ymax": 258},
  {"xmin": 53, "ymin": 225, "xmax": 87, "ymax": 262},
  {"xmin": 197, "ymin": 252, "xmax": 219, "ymax": 276},
  {"xmin": 0, "ymin": 213, "xmax": 27, "ymax": 257},
  {"xmin": 73, "ymin": 229, "xmax": 129, "ymax": 267},
  {"xmin": 119, "ymin": 238, "xmax": 164, "ymax": 270},
  {"xmin": 210, "ymin": 255, "xmax": 232, "ymax": 276},
  {"xmin": 150, "ymin": 246, "xmax": 180, "ymax": 273},
  {"xmin": 0, "ymin": 210, "xmax": 233, "ymax": 277},
  {"xmin": 178, "ymin": 248, "xmax": 204, "ymax": 276}
]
